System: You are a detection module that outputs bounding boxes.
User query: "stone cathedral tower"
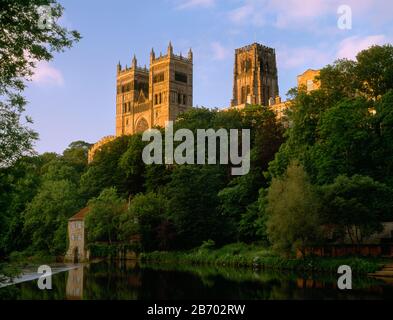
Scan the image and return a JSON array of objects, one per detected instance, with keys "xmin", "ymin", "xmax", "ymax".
[
  {"xmin": 231, "ymin": 43, "xmax": 279, "ymax": 108},
  {"xmin": 116, "ymin": 42, "xmax": 193, "ymax": 136}
]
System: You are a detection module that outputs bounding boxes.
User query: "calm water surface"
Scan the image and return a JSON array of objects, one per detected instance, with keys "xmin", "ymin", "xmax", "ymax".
[{"xmin": 1, "ymin": 261, "xmax": 392, "ymax": 300}]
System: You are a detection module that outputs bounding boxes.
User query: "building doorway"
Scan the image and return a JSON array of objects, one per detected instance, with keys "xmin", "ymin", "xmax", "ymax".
[{"xmin": 73, "ymin": 247, "xmax": 79, "ymax": 264}]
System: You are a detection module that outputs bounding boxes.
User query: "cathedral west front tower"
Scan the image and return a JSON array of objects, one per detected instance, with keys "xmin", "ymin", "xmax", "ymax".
[{"xmin": 116, "ymin": 42, "xmax": 193, "ymax": 136}]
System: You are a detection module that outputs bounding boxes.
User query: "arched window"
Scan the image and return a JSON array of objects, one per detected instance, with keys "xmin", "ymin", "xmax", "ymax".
[{"xmin": 135, "ymin": 118, "xmax": 149, "ymax": 133}]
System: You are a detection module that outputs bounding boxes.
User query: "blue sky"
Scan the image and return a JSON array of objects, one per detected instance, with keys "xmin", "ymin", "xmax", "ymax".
[{"xmin": 25, "ymin": 0, "xmax": 393, "ymax": 154}]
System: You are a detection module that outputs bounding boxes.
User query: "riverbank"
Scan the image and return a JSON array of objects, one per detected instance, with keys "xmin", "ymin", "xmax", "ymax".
[{"xmin": 140, "ymin": 243, "xmax": 386, "ymax": 275}]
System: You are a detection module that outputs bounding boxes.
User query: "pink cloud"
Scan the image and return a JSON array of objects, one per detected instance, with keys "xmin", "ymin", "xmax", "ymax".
[
  {"xmin": 337, "ymin": 35, "xmax": 387, "ymax": 60},
  {"xmin": 176, "ymin": 0, "xmax": 215, "ymax": 10},
  {"xmin": 210, "ymin": 41, "xmax": 230, "ymax": 61},
  {"xmin": 31, "ymin": 61, "xmax": 64, "ymax": 87},
  {"xmin": 277, "ymin": 46, "xmax": 332, "ymax": 69}
]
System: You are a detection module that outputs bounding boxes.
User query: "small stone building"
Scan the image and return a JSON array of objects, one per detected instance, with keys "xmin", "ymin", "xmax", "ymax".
[{"xmin": 65, "ymin": 207, "xmax": 90, "ymax": 263}]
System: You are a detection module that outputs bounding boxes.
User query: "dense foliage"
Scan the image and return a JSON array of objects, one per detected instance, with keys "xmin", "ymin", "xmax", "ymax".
[
  {"xmin": 0, "ymin": 0, "xmax": 81, "ymax": 167},
  {"xmin": 1, "ymin": 45, "xmax": 393, "ymax": 260}
]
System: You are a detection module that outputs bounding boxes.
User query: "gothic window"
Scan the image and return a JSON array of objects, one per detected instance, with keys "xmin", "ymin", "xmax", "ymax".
[
  {"xmin": 241, "ymin": 86, "xmax": 246, "ymax": 104},
  {"xmin": 159, "ymin": 93, "xmax": 162, "ymax": 104},
  {"xmin": 178, "ymin": 93, "xmax": 182, "ymax": 104},
  {"xmin": 183, "ymin": 95, "xmax": 187, "ymax": 105},
  {"xmin": 136, "ymin": 118, "xmax": 149, "ymax": 133},
  {"xmin": 175, "ymin": 72, "xmax": 187, "ymax": 83},
  {"xmin": 155, "ymin": 94, "xmax": 158, "ymax": 105},
  {"xmin": 153, "ymin": 72, "xmax": 165, "ymax": 83},
  {"xmin": 241, "ymin": 59, "xmax": 251, "ymax": 73},
  {"xmin": 171, "ymin": 91, "xmax": 176, "ymax": 103}
]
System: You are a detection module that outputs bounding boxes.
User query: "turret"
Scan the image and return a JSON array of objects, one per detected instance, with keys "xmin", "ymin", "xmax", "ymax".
[
  {"xmin": 132, "ymin": 54, "xmax": 137, "ymax": 69},
  {"xmin": 168, "ymin": 41, "xmax": 173, "ymax": 57},
  {"xmin": 150, "ymin": 48, "xmax": 155, "ymax": 62},
  {"xmin": 188, "ymin": 48, "xmax": 193, "ymax": 62},
  {"xmin": 117, "ymin": 61, "xmax": 121, "ymax": 73}
]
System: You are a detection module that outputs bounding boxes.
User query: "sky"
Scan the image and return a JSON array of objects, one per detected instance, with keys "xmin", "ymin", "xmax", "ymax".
[{"xmin": 25, "ymin": 0, "xmax": 393, "ymax": 154}]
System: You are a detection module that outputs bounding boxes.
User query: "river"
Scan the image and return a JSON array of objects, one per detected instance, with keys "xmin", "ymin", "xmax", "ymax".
[{"xmin": 0, "ymin": 260, "xmax": 392, "ymax": 300}]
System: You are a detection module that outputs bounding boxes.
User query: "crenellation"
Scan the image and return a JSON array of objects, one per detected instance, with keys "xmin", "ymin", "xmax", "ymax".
[{"xmin": 115, "ymin": 42, "xmax": 193, "ymax": 136}]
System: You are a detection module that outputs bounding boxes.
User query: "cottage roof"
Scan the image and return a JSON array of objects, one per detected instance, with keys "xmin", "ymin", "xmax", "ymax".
[{"xmin": 69, "ymin": 207, "xmax": 90, "ymax": 221}]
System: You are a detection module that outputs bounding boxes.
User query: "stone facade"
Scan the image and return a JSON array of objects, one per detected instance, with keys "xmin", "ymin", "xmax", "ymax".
[
  {"xmin": 231, "ymin": 43, "xmax": 279, "ymax": 108},
  {"xmin": 116, "ymin": 42, "xmax": 193, "ymax": 136},
  {"xmin": 87, "ymin": 135, "xmax": 116, "ymax": 163},
  {"xmin": 65, "ymin": 207, "xmax": 89, "ymax": 263},
  {"xmin": 297, "ymin": 69, "xmax": 321, "ymax": 93}
]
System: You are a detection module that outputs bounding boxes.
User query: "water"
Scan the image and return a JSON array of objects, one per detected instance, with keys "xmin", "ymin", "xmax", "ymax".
[{"xmin": 1, "ymin": 261, "xmax": 392, "ymax": 300}]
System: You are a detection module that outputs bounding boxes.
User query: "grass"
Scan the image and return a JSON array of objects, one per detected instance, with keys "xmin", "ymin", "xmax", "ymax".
[{"xmin": 140, "ymin": 242, "xmax": 385, "ymax": 275}]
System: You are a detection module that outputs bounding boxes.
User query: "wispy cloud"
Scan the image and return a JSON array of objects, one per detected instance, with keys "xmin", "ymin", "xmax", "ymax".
[
  {"xmin": 337, "ymin": 35, "xmax": 387, "ymax": 60},
  {"xmin": 210, "ymin": 41, "xmax": 230, "ymax": 61},
  {"xmin": 277, "ymin": 45, "xmax": 332, "ymax": 69},
  {"xmin": 31, "ymin": 61, "xmax": 64, "ymax": 87},
  {"xmin": 226, "ymin": 0, "xmax": 386, "ymax": 31},
  {"xmin": 175, "ymin": 0, "xmax": 216, "ymax": 10}
]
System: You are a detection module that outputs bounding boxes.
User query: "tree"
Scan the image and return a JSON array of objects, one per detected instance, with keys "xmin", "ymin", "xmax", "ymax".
[
  {"xmin": 118, "ymin": 134, "xmax": 147, "ymax": 196},
  {"xmin": 0, "ymin": 0, "xmax": 81, "ymax": 167},
  {"xmin": 166, "ymin": 165, "xmax": 227, "ymax": 249},
  {"xmin": 310, "ymin": 97, "xmax": 376, "ymax": 184},
  {"xmin": 355, "ymin": 44, "xmax": 393, "ymax": 99},
  {"xmin": 119, "ymin": 192, "xmax": 170, "ymax": 251},
  {"xmin": 0, "ymin": 154, "xmax": 57, "ymax": 255},
  {"xmin": 62, "ymin": 141, "xmax": 92, "ymax": 174},
  {"xmin": 23, "ymin": 179, "xmax": 82, "ymax": 255},
  {"xmin": 266, "ymin": 162, "xmax": 321, "ymax": 256},
  {"xmin": 268, "ymin": 45, "xmax": 393, "ymax": 186},
  {"xmin": 79, "ymin": 136, "xmax": 132, "ymax": 199},
  {"xmin": 320, "ymin": 175, "xmax": 393, "ymax": 244},
  {"xmin": 85, "ymin": 188, "xmax": 126, "ymax": 244}
]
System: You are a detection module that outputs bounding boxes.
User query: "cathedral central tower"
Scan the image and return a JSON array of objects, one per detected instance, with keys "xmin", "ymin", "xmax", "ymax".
[{"xmin": 231, "ymin": 43, "xmax": 279, "ymax": 108}]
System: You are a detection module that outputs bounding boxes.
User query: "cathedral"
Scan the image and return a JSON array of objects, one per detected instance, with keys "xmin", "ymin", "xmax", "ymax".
[
  {"xmin": 87, "ymin": 42, "xmax": 320, "ymax": 162},
  {"xmin": 231, "ymin": 43, "xmax": 279, "ymax": 109},
  {"xmin": 116, "ymin": 42, "xmax": 193, "ymax": 136}
]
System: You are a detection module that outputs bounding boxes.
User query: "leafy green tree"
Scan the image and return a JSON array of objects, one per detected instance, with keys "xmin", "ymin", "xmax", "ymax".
[
  {"xmin": 23, "ymin": 179, "xmax": 82, "ymax": 255},
  {"xmin": 85, "ymin": 188, "xmax": 126, "ymax": 244},
  {"xmin": 0, "ymin": 0, "xmax": 80, "ymax": 167},
  {"xmin": 119, "ymin": 134, "xmax": 147, "ymax": 195},
  {"xmin": 268, "ymin": 45, "xmax": 393, "ymax": 187},
  {"xmin": 218, "ymin": 107, "xmax": 284, "ymax": 241},
  {"xmin": 166, "ymin": 165, "xmax": 227, "ymax": 249},
  {"xmin": 119, "ymin": 192, "xmax": 170, "ymax": 251},
  {"xmin": 79, "ymin": 135, "xmax": 133, "ymax": 199},
  {"xmin": 320, "ymin": 175, "xmax": 393, "ymax": 244},
  {"xmin": 355, "ymin": 44, "xmax": 393, "ymax": 99},
  {"xmin": 310, "ymin": 97, "xmax": 376, "ymax": 184},
  {"xmin": 0, "ymin": 154, "xmax": 56, "ymax": 255},
  {"xmin": 372, "ymin": 90, "xmax": 393, "ymax": 186},
  {"xmin": 62, "ymin": 141, "xmax": 91, "ymax": 174},
  {"xmin": 266, "ymin": 162, "xmax": 321, "ymax": 256}
]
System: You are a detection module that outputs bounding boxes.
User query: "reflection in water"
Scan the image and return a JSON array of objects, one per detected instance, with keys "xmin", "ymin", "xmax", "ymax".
[
  {"xmin": 1, "ymin": 261, "xmax": 393, "ymax": 300},
  {"xmin": 66, "ymin": 266, "xmax": 84, "ymax": 300}
]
